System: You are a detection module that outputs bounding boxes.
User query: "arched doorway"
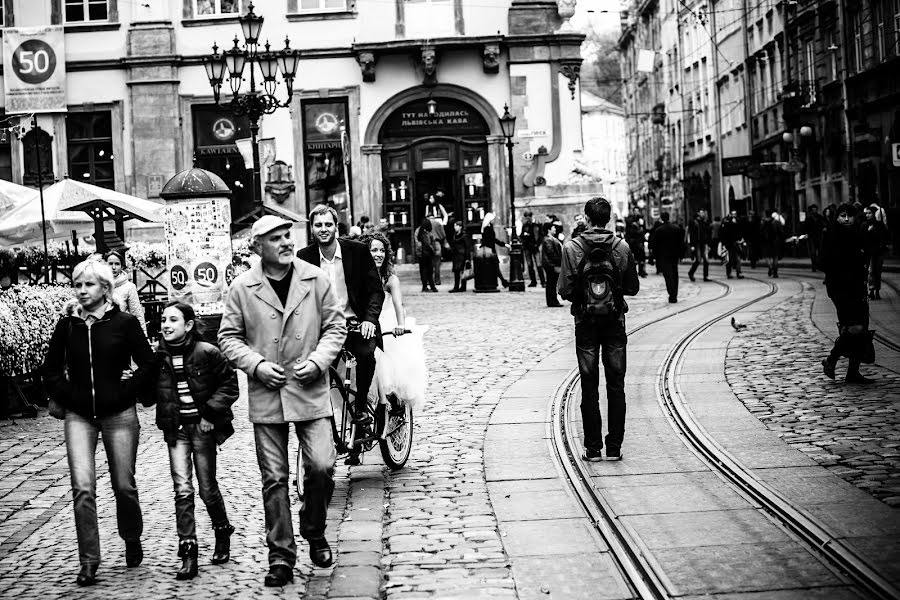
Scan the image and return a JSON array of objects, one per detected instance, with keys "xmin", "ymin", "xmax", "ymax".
[{"xmin": 364, "ymin": 85, "xmax": 502, "ymax": 262}]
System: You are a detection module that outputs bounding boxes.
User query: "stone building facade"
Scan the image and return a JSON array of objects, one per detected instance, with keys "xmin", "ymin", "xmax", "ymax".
[{"xmin": 0, "ymin": 0, "xmax": 586, "ymax": 261}]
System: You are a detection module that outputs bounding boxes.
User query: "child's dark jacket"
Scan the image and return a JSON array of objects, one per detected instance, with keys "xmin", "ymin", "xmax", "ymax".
[{"xmin": 148, "ymin": 336, "xmax": 238, "ymax": 446}]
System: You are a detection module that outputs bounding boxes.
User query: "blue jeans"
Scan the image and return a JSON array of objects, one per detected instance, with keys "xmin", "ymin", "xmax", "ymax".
[
  {"xmin": 65, "ymin": 406, "xmax": 142, "ymax": 567},
  {"xmin": 254, "ymin": 418, "xmax": 335, "ymax": 567},
  {"xmin": 168, "ymin": 424, "xmax": 229, "ymax": 541},
  {"xmin": 575, "ymin": 318, "xmax": 627, "ymax": 452}
]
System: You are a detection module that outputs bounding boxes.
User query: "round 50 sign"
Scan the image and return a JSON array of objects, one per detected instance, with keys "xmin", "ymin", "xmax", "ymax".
[{"xmin": 11, "ymin": 39, "xmax": 58, "ymax": 85}]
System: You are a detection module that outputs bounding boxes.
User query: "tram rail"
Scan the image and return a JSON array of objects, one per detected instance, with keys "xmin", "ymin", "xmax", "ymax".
[{"xmin": 549, "ymin": 275, "xmax": 900, "ymax": 600}]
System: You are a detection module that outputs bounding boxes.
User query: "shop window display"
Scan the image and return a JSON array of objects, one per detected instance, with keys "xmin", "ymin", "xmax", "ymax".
[{"xmin": 302, "ymin": 100, "xmax": 352, "ymax": 226}]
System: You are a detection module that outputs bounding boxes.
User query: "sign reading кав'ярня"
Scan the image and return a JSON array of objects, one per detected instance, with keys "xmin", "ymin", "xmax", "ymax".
[{"xmin": 380, "ymin": 98, "xmax": 490, "ymax": 140}]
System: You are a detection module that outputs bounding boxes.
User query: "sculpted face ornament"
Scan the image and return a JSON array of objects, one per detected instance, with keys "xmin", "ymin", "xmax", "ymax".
[
  {"xmin": 357, "ymin": 51, "xmax": 376, "ymax": 83},
  {"xmin": 420, "ymin": 46, "xmax": 437, "ymax": 87},
  {"xmin": 482, "ymin": 44, "xmax": 500, "ymax": 74}
]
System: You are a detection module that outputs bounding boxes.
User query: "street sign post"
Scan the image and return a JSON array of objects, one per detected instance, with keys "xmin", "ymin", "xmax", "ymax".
[{"xmin": 2, "ymin": 27, "xmax": 67, "ymax": 114}]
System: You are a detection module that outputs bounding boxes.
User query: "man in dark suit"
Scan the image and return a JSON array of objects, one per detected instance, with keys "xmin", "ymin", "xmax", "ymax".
[
  {"xmin": 297, "ymin": 204, "xmax": 385, "ymax": 464},
  {"xmin": 649, "ymin": 211, "xmax": 685, "ymax": 303}
]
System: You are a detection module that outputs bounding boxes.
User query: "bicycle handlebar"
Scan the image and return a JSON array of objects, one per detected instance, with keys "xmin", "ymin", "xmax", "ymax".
[{"xmin": 346, "ymin": 320, "xmax": 412, "ymax": 336}]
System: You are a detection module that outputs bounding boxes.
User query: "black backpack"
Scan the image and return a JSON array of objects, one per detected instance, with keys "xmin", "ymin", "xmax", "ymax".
[{"xmin": 574, "ymin": 236, "xmax": 624, "ymax": 319}]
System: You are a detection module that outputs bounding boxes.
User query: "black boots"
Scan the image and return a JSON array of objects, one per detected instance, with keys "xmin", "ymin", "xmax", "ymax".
[
  {"xmin": 76, "ymin": 564, "xmax": 98, "ymax": 586},
  {"xmin": 176, "ymin": 540, "xmax": 199, "ymax": 580},
  {"xmin": 125, "ymin": 540, "xmax": 143, "ymax": 567},
  {"xmin": 846, "ymin": 361, "xmax": 874, "ymax": 384},
  {"xmin": 212, "ymin": 524, "xmax": 235, "ymax": 565}
]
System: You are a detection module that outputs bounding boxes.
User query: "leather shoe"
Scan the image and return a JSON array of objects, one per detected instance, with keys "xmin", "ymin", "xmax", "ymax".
[
  {"xmin": 76, "ymin": 564, "xmax": 98, "ymax": 587},
  {"xmin": 846, "ymin": 371, "xmax": 874, "ymax": 385},
  {"xmin": 308, "ymin": 537, "xmax": 333, "ymax": 568},
  {"xmin": 125, "ymin": 540, "xmax": 143, "ymax": 567},
  {"xmin": 264, "ymin": 564, "xmax": 294, "ymax": 587},
  {"xmin": 821, "ymin": 358, "xmax": 836, "ymax": 380}
]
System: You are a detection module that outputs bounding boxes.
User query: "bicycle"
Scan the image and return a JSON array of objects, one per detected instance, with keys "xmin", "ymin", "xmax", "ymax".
[{"xmin": 295, "ymin": 321, "xmax": 415, "ymax": 503}]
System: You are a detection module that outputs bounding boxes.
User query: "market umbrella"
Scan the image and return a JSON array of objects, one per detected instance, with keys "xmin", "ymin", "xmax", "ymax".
[
  {"xmin": 0, "ymin": 179, "xmax": 38, "ymax": 214},
  {"xmin": 0, "ymin": 179, "xmax": 163, "ymax": 245}
]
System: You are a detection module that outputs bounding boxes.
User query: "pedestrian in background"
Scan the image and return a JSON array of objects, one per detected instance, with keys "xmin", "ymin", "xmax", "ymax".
[
  {"xmin": 710, "ymin": 216, "xmax": 722, "ymax": 261},
  {"xmin": 447, "ymin": 219, "xmax": 473, "ymax": 293},
  {"xmin": 820, "ymin": 203, "xmax": 874, "ymax": 384},
  {"xmin": 558, "ymin": 197, "xmax": 640, "ymax": 462},
  {"xmin": 761, "ymin": 209, "xmax": 786, "ymax": 277},
  {"xmin": 415, "ymin": 218, "xmax": 438, "ymax": 293},
  {"xmin": 430, "ymin": 217, "xmax": 447, "ymax": 286},
  {"xmin": 747, "ymin": 210, "xmax": 762, "ymax": 268},
  {"xmin": 105, "ymin": 250, "xmax": 146, "ymax": 333},
  {"xmin": 42, "ymin": 259, "xmax": 155, "ymax": 587},
  {"xmin": 424, "ymin": 193, "xmax": 448, "ymax": 225},
  {"xmin": 647, "ymin": 215, "xmax": 664, "ymax": 274},
  {"xmin": 541, "ymin": 221, "xmax": 564, "ymax": 307},
  {"xmin": 625, "ymin": 216, "xmax": 648, "ymax": 278},
  {"xmin": 687, "ymin": 208, "xmax": 711, "ymax": 282},
  {"xmin": 720, "ymin": 210, "xmax": 745, "ymax": 280},
  {"xmin": 863, "ymin": 204, "xmax": 889, "ymax": 300},
  {"xmin": 520, "ymin": 210, "xmax": 545, "ymax": 288},
  {"xmin": 480, "ymin": 212, "xmax": 510, "ymax": 288},
  {"xmin": 802, "ymin": 204, "xmax": 826, "ymax": 271},
  {"xmin": 219, "ymin": 215, "xmax": 347, "ymax": 585},
  {"xmin": 649, "ymin": 211, "xmax": 684, "ymax": 303},
  {"xmin": 148, "ymin": 301, "xmax": 239, "ymax": 580}
]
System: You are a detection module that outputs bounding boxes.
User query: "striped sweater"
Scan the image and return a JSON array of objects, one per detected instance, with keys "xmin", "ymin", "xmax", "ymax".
[{"xmin": 169, "ymin": 346, "xmax": 200, "ymax": 423}]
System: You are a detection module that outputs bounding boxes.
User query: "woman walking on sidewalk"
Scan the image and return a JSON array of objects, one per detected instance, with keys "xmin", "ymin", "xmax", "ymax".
[
  {"xmin": 480, "ymin": 212, "xmax": 509, "ymax": 288},
  {"xmin": 447, "ymin": 219, "xmax": 473, "ymax": 293},
  {"xmin": 148, "ymin": 301, "xmax": 239, "ymax": 580},
  {"xmin": 416, "ymin": 217, "xmax": 438, "ymax": 292},
  {"xmin": 862, "ymin": 203, "xmax": 890, "ymax": 300},
  {"xmin": 820, "ymin": 203, "xmax": 875, "ymax": 384},
  {"xmin": 42, "ymin": 259, "xmax": 155, "ymax": 587}
]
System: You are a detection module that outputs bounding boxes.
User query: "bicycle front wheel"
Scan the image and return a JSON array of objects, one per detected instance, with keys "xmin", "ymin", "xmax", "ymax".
[{"xmin": 379, "ymin": 402, "xmax": 413, "ymax": 469}]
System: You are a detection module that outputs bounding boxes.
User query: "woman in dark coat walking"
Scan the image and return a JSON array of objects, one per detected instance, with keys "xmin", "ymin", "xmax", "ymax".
[
  {"xmin": 416, "ymin": 217, "xmax": 438, "ymax": 292},
  {"xmin": 820, "ymin": 203, "xmax": 874, "ymax": 384},
  {"xmin": 447, "ymin": 219, "xmax": 473, "ymax": 292},
  {"xmin": 862, "ymin": 204, "xmax": 890, "ymax": 299},
  {"xmin": 42, "ymin": 259, "xmax": 155, "ymax": 587},
  {"xmin": 480, "ymin": 212, "xmax": 509, "ymax": 288}
]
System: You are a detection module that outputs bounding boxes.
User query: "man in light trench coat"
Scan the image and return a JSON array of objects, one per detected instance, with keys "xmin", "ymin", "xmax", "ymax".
[{"xmin": 219, "ymin": 215, "xmax": 346, "ymax": 587}]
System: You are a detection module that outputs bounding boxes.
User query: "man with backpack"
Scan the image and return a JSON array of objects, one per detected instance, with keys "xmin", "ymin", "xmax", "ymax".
[{"xmin": 558, "ymin": 197, "xmax": 640, "ymax": 462}]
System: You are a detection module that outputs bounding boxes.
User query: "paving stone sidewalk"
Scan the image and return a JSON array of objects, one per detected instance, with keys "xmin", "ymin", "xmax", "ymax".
[
  {"xmin": 376, "ymin": 274, "xmax": 689, "ymax": 599},
  {"xmin": 726, "ymin": 280, "xmax": 900, "ymax": 507},
  {"xmin": 0, "ymin": 272, "xmax": 688, "ymax": 600}
]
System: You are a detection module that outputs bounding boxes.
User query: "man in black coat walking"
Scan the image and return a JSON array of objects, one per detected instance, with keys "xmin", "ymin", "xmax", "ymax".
[
  {"xmin": 649, "ymin": 211, "xmax": 685, "ymax": 303},
  {"xmin": 297, "ymin": 204, "xmax": 385, "ymax": 462}
]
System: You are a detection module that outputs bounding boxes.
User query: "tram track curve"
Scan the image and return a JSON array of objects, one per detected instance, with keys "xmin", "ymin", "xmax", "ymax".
[{"xmin": 549, "ymin": 274, "xmax": 900, "ymax": 600}]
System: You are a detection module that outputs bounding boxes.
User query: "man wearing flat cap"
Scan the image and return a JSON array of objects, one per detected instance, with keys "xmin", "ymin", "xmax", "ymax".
[{"xmin": 218, "ymin": 215, "xmax": 346, "ymax": 586}]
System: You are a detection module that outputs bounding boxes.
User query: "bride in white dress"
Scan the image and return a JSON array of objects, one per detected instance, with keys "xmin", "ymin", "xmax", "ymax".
[{"xmin": 361, "ymin": 232, "xmax": 428, "ymax": 410}]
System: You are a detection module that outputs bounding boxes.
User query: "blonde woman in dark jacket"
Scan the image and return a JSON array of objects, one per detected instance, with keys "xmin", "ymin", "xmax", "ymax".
[
  {"xmin": 148, "ymin": 300, "xmax": 239, "ymax": 580},
  {"xmin": 42, "ymin": 259, "xmax": 154, "ymax": 587}
]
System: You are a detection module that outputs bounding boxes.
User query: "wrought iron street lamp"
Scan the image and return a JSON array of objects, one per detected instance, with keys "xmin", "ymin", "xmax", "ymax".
[
  {"xmin": 204, "ymin": 2, "xmax": 299, "ymax": 215},
  {"xmin": 499, "ymin": 104, "xmax": 525, "ymax": 292}
]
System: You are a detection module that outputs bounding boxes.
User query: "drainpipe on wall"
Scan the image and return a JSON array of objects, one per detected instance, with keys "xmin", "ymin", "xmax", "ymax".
[
  {"xmin": 835, "ymin": 0, "xmax": 855, "ymax": 203},
  {"xmin": 711, "ymin": 0, "xmax": 726, "ymax": 217}
]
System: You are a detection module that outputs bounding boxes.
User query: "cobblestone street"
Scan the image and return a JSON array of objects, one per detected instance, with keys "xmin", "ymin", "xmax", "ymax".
[
  {"xmin": 727, "ymin": 276, "xmax": 900, "ymax": 506},
  {"xmin": 1, "ymin": 267, "xmax": 898, "ymax": 599}
]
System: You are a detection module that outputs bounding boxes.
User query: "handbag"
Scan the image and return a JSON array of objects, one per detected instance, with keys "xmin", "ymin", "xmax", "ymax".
[{"xmin": 461, "ymin": 262, "xmax": 474, "ymax": 281}]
